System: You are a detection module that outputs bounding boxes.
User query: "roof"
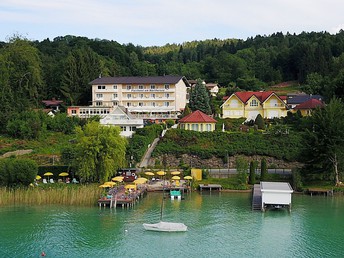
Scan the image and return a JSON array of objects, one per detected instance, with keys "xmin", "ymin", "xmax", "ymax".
[
  {"xmin": 294, "ymin": 98, "xmax": 324, "ymax": 109},
  {"xmin": 42, "ymin": 99, "xmax": 63, "ymax": 106},
  {"xmin": 287, "ymin": 94, "xmax": 323, "ymax": 105},
  {"xmin": 179, "ymin": 110, "xmax": 217, "ymax": 123},
  {"xmin": 90, "ymin": 75, "xmax": 188, "ymax": 85},
  {"xmin": 234, "ymin": 91, "xmax": 275, "ymax": 103},
  {"xmin": 260, "ymin": 182, "xmax": 293, "ymax": 193}
]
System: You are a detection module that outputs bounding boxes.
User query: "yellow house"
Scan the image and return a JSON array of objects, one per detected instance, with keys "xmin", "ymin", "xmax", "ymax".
[
  {"xmin": 221, "ymin": 91, "xmax": 288, "ymax": 120},
  {"xmin": 179, "ymin": 110, "xmax": 217, "ymax": 132}
]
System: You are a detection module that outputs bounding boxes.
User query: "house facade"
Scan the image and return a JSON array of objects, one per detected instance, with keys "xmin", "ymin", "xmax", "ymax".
[
  {"xmin": 99, "ymin": 106, "xmax": 144, "ymax": 137},
  {"xmin": 221, "ymin": 91, "xmax": 288, "ymax": 120},
  {"xmin": 179, "ymin": 110, "xmax": 217, "ymax": 132},
  {"xmin": 89, "ymin": 75, "xmax": 189, "ymax": 122}
]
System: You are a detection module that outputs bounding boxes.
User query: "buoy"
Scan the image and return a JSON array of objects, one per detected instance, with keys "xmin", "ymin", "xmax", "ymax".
[{"xmin": 41, "ymin": 251, "xmax": 46, "ymax": 256}]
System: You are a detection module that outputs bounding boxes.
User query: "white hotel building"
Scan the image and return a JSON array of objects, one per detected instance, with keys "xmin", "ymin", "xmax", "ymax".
[{"xmin": 67, "ymin": 75, "xmax": 189, "ymax": 123}]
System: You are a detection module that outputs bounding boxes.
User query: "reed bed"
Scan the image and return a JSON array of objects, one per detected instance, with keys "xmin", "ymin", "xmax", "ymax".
[{"xmin": 0, "ymin": 184, "xmax": 103, "ymax": 206}]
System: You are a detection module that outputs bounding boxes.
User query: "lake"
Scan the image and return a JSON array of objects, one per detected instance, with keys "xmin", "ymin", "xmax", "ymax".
[{"xmin": 0, "ymin": 192, "xmax": 343, "ymax": 258}]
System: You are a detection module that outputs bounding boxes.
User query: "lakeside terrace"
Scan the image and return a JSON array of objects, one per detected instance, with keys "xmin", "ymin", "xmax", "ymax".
[{"xmin": 98, "ymin": 180, "xmax": 191, "ymax": 208}]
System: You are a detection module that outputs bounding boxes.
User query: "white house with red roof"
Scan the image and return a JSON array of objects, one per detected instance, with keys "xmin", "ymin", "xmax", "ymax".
[
  {"xmin": 179, "ymin": 110, "xmax": 217, "ymax": 132},
  {"xmin": 221, "ymin": 91, "xmax": 288, "ymax": 120}
]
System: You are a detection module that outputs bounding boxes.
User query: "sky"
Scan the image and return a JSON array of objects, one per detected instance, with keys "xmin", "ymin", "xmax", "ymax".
[{"xmin": 1, "ymin": 0, "xmax": 344, "ymax": 46}]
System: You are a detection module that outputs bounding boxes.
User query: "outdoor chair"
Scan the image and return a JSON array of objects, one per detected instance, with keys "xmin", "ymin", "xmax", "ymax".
[
  {"xmin": 43, "ymin": 179, "xmax": 47, "ymax": 184},
  {"xmin": 72, "ymin": 178, "xmax": 79, "ymax": 184},
  {"xmin": 49, "ymin": 178, "xmax": 55, "ymax": 183}
]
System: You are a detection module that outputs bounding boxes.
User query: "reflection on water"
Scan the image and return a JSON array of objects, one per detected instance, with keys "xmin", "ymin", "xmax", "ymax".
[{"xmin": 1, "ymin": 193, "xmax": 344, "ymax": 257}]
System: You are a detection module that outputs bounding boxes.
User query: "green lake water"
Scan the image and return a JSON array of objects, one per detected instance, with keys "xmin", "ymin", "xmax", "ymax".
[{"xmin": 0, "ymin": 192, "xmax": 344, "ymax": 258}]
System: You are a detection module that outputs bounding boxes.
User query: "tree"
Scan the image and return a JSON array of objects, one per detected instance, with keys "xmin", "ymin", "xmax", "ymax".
[
  {"xmin": 249, "ymin": 161, "xmax": 257, "ymax": 184},
  {"xmin": 235, "ymin": 156, "xmax": 248, "ymax": 186},
  {"xmin": 0, "ymin": 158, "xmax": 38, "ymax": 186},
  {"xmin": 74, "ymin": 121, "xmax": 127, "ymax": 182},
  {"xmin": 189, "ymin": 79, "xmax": 212, "ymax": 114},
  {"xmin": 254, "ymin": 114, "xmax": 265, "ymax": 130},
  {"xmin": 260, "ymin": 158, "xmax": 268, "ymax": 181},
  {"xmin": 304, "ymin": 98, "xmax": 344, "ymax": 185}
]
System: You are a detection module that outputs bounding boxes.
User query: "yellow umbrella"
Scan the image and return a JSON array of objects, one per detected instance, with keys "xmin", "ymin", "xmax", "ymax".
[
  {"xmin": 145, "ymin": 172, "xmax": 155, "ymax": 176},
  {"xmin": 125, "ymin": 184, "xmax": 136, "ymax": 190},
  {"xmin": 157, "ymin": 171, "xmax": 166, "ymax": 176},
  {"xmin": 35, "ymin": 175, "xmax": 41, "ymax": 180},
  {"xmin": 104, "ymin": 181, "xmax": 116, "ymax": 187},
  {"xmin": 171, "ymin": 175, "xmax": 180, "ymax": 180},
  {"xmin": 99, "ymin": 184, "xmax": 111, "ymax": 188},
  {"xmin": 171, "ymin": 171, "xmax": 181, "ymax": 175},
  {"xmin": 59, "ymin": 172, "xmax": 69, "ymax": 177},
  {"xmin": 44, "ymin": 172, "xmax": 53, "ymax": 176},
  {"xmin": 112, "ymin": 176, "xmax": 124, "ymax": 182},
  {"xmin": 134, "ymin": 178, "xmax": 148, "ymax": 184},
  {"xmin": 184, "ymin": 176, "xmax": 193, "ymax": 180}
]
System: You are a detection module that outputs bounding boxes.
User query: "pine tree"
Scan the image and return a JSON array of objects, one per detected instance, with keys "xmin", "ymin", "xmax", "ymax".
[{"xmin": 189, "ymin": 79, "xmax": 212, "ymax": 114}]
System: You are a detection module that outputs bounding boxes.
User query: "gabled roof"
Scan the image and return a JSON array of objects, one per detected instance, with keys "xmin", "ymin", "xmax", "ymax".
[
  {"xmin": 234, "ymin": 91, "xmax": 275, "ymax": 103},
  {"xmin": 90, "ymin": 75, "xmax": 188, "ymax": 85},
  {"xmin": 294, "ymin": 99, "xmax": 324, "ymax": 109},
  {"xmin": 179, "ymin": 110, "xmax": 217, "ymax": 123},
  {"xmin": 287, "ymin": 94, "xmax": 323, "ymax": 105},
  {"xmin": 42, "ymin": 99, "xmax": 63, "ymax": 106}
]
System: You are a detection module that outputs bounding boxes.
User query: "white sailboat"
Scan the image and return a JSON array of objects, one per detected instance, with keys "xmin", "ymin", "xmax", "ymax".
[{"xmin": 143, "ymin": 175, "xmax": 187, "ymax": 232}]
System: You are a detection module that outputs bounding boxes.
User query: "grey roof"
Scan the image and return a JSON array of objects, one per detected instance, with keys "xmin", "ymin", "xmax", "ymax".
[
  {"xmin": 90, "ymin": 75, "xmax": 188, "ymax": 85},
  {"xmin": 260, "ymin": 182, "xmax": 293, "ymax": 192},
  {"xmin": 287, "ymin": 94, "xmax": 323, "ymax": 105}
]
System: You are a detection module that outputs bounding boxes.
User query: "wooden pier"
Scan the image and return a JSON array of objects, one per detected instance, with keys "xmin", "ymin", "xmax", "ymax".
[
  {"xmin": 98, "ymin": 186, "xmax": 147, "ymax": 208},
  {"xmin": 252, "ymin": 184, "xmax": 262, "ymax": 210},
  {"xmin": 307, "ymin": 188, "xmax": 333, "ymax": 196},
  {"xmin": 199, "ymin": 184, "xmax": 222, "ymax": 191}
]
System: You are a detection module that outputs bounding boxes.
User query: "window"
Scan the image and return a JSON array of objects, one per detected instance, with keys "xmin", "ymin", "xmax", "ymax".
[
  {"xmin": 164, "ymin": 102, "xmax": 170, "ymax": 107},
  {"xmin": 139, "ymin": 94, "xmax": 144, "ymax": 98},
  {"xmin": 152, "ymin": 102, "xmax": 156, "ymax": 107},
  {"xmin": 150, "ymin": 84, "xmax": 155, "ymax": 89},
  {"xmin": 127, "ymin": 94, "xmax": 132, "ymax": 99},
  {"xmin": 127, "ymin": 102, "xmax": 131, "ymax": 107},
  {"xmin": 113, "ymin": 93, "xmax": 118, "ymax": 99},
  {"xmin": 164, "ymin": 84, "xmax": 170, "ymax": 90},
  {"xmin": 139, "ymin": 102, "xmax": 144, "ymax": 107},
  {"xmin": 71, "ymin": 109, "xmax": 77, "ymax": 114},
  {"xmin": 126, "ymin": 85, "xmax": 132, "ymax": 90},
  {"xmin": 96, "ymin": 93, "xmax": 103, "ymax": 99},
  {"xmin": 250, "ymin": 99, "xmax": 258, "ymax": 107},
  {"xmin": 230, "ymin": 99, "xmax": 238, "ymax": 108},
  {"xmin": 96, "ymin": 102, "xmax": 103, "ymax": 106},
  {"xmin": 150, "ymin": 93, "xmax": 155, "ymax": 98},
  {"xmin": 165, "ymin": 93, "xmax": 170, "ymax": 98},
  {"xmin": 138, "ymin": 85, "xmax": 144, "ymax": 89},
  {"xmin": 113, "ymin": 85, "xmax": 117, "ymax": 89},
  {"xmin": 206, "ymin": 124, "xmax": 212, "ymax": 131},
  {"xmin": 113, "ymin": 101, "xmax": 118, "ymax": 106},
  {"xmin": 97, "ymin": 85, "xmax": 105, "ymax": 90}
]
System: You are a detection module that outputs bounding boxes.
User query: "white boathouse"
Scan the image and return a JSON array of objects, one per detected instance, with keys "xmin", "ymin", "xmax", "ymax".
[{"xmin": 260, "ymin": 182, "xmax": 293, "ymax": 211}]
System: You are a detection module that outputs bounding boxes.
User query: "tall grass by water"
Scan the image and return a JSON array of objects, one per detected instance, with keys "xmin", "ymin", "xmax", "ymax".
[{"xmin": 0, "ymin": 184, "xmax": 103, "ymax": 206}]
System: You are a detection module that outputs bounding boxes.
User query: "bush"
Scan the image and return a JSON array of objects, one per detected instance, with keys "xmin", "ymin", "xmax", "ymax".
[
  {"xmin": 260, "ymin": 158, "xmax": 268, "ymax": 181},
  {"xmin": 0, "ymin": 158, "xmax": 38, "ymax": 186}
]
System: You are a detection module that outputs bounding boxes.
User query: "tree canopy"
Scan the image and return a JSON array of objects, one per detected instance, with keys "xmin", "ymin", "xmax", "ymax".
[{"xmin": 74, "ymin": 121, "xmax": 127, "ymax": 182}]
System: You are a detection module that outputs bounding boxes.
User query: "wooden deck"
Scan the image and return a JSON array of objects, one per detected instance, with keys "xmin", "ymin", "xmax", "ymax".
[
  {"xmin": 307, "ymin": 188, "xmax": 334, "ymax": 196},
  {"xmin": 199, "ymin": 184, "xmax": 222, "ymax": 191},
  {"xmin": 98, "ymin": 186, "xmax": 147, "ymax": 208},
  {"xmin": 252, "ymin": 184, "xmax": 262, "ymax": 211}
]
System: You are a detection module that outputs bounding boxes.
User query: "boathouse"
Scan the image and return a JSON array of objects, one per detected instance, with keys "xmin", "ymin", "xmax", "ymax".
[{"xmin": 260, "ymin": 182, "xmax": 293, "ymax": 211}]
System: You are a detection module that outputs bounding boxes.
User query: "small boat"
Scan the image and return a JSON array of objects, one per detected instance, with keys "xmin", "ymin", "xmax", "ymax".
[{"xmin": 143, "ymin": 221, "xmax": 187, "ymax": 232}]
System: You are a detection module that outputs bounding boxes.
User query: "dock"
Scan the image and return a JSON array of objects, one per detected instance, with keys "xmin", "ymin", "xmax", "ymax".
[
  {"xmin": 98, "ymin": 186, "xmax": 147, "ymax": 208},
  {"xmin": 307, "ymin": 188, "xmax": 333, "ymax": 196},
  {"xmin": 252, "ymin": 184, "xmax": 262, "ymax": 210},
  {"xmin": 199, "ymin": 184, "xmax": 222, "ymax": 191}
]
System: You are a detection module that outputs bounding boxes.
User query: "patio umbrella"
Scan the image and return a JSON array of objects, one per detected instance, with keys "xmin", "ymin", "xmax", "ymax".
[
  {"xmin": 59, "ymin": 172, "xmax": 69, "ymax": 177},
  {"xmin": 184, "ymin": 176, "xmax": 193, "ymax": 180},
  {"xmin": 171, "ymin": 176, "xmax": 180, "ymax": 180},
  {"xmin": 125, "ymin": 184, "xmax": 136, "ymax": 190},
  {"xmin": 156, "ymin": 171, "xmax": 166, "ymax": 176},
  {"xmin": 99, "ymin": 184, "xmax": 111, "ymax": 188},
  {"xmin": 35, "ymin": 175, "xmax": 41, "ymax": 180},
  {"xmin": 145, "ymin": 172, "xmax": 155, "ymax": 176},
  {"xmin": 134, "ymin": 178, "xmax": 148, "ymax": 184},
  {"xmin": 112, "ymin": 176, "xmax": 124, "ymax": 182},
  {"xmin": 171, "ymin": 171, "xmax": 181, "ymax": 175},
  {"xmin": 44, "ymin": 172, "xmax": 53, "ymax": 180},
  {"xmin": 104, "ymin": 181, "xmax": 116, "ymax": 187}
]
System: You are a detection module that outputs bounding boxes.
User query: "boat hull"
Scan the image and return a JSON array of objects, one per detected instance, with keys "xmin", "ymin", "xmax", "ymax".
[{"xmin": 143, "ymin": 221, "xmax": 187, "ymax": 232}]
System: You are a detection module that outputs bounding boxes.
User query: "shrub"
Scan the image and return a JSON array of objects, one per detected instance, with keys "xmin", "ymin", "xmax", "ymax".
[
  {"xmin": 0, "ymin": 158, "xmax": 38, "ymax": 186},
  {"xmin": 260, "ymin": 158, "xmax": 268, "ymax": 181}
]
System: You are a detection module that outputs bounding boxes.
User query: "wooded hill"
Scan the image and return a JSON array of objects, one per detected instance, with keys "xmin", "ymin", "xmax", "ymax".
[{"xmin": 1, "ymin": 31, "xmax": 344, "ymax": 128}]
